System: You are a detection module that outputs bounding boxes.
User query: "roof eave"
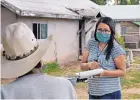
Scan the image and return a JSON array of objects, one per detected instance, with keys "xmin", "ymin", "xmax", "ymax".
[
  {"xmin": 132, "ymin": 21, "xmax": 140, "ymax": 26},
  {"xmin": 114, "ymin": 19, "xmax": 140, "ymax": 22},
  {"xmin": 65, "ymin": 7, "xmax": 102, "ymax": 19},
  {"xmin": 21, "ymin": 10, "xmax": 82, "ymax": 19},
  {"xmin": 1, "ymin": 0, "xmax": 82, "ymax": 19},
  {"xmin": 1, "ymin": 0, "xmax": 21, "ymax": 15},
  {"xmin": 99, "ymin": 12, "xmax": 140, "ymax": 21},
  {"xmin": 83, "ymin": 16, "xmax": 96, "ymax": 19}
]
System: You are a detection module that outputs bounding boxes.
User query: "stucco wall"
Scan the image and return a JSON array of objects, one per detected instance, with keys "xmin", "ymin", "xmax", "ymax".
[
  {"xmin": 1, "ymin": 7, "xmax": 79, "ymax": 65},
  {"xmin": 1, "ymin": 6, "xmax": 17, "ymax": 41},
  {"xmin": 47, "ymin": 18, "xmax": 79, "ymax": 65},
  {"xmin": 17, "ymin": 17, "xmax": 79, "ymax": 65}
]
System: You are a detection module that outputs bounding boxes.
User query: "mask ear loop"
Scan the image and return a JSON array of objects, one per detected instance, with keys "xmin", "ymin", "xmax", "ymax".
[{"xmin": 95, "ymin": 43, "xmax": 108, "ymax": 62}]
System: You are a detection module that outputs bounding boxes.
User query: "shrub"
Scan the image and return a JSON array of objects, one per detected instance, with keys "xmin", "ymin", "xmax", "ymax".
[
  {"xmin": 41, "ymin": 62, "xmax": 60, "ymax": 73},
  {"xmin": 115, "ymin": 33, "xmax": 125, "ymax": 48}
]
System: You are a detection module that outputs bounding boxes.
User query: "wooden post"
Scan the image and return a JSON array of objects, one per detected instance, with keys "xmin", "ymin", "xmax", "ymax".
[
  {"xmin": 114, "ymin": 0, "xmax": 118, "ymax": 5},
  {"xmin": 129, "ymin": 49, "xmax": 134, "ymax": 63}
]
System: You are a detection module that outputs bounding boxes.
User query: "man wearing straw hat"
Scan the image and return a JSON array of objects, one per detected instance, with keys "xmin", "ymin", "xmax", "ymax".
[{"xmin": 1, "ymin": 22, "xmax": 77, "ymax": 99}]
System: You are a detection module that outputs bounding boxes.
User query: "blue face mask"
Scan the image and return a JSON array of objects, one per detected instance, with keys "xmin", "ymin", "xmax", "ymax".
[{"xmin": 96, "ymin": 32, "xmax": 111, "ymax": 43}]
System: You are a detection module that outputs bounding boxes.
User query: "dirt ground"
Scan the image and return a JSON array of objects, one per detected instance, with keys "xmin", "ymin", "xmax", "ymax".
[
  {"xmin": 75, "ymin": 83, "xmax": 140, "ymax": 99},
  {"xmin": 66, "ymin": 61, "xmax": 140, "ymax": 99},
  {"xmin": 1, "ymin": 61, "xmax": 140, "ymax": 99},
  {"xmin": 75, "ymin": 82, "xmax": 88, "ymax": 99}
]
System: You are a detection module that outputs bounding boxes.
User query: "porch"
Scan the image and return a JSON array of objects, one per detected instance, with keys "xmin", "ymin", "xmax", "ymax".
[{"xmin": 122, "ymin": 34, "xmax": 140, "ymax": 49}]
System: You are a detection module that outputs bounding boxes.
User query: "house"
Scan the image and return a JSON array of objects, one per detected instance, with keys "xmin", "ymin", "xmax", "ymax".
[
  {"xmin": 1, "ymin": 0, "xmax": 100, "ymax": 65},
  {"xmin": 100, "ymin": 5, "xmax": 140, "ymax": 49},
  {"xmin": 63, "ymin": 0, "xmax": 101, "ymax": 54}
]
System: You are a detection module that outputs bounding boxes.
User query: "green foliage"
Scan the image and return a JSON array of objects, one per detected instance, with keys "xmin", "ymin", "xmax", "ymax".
[
  {"xmin": 119, "ymin": 0, "xmax": 128, "ymax": 5},
  {"xmin": 90, "ymin": 0, "xmax": 106, "ymax": 5},
  {"xmin": 41, "ymin": 62, "xmax": 60, "ymax": 74},
  {"xmin": 91, "ymin": 0, "xmax": 139, "ymax": 5},
  {"xmin": 115, "ymin": 34, "xmax": 125, "ymax": 48},
  {"xmin": 128, "ymin": 0, "xmax": 139, "ymax": 5},
  {"xmin": 118, "ymin": 0, "xmax": 139, "ymax": 5}
]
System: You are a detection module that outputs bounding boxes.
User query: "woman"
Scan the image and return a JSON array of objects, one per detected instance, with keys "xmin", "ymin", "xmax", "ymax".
[{"xmin": 81, "ymin": 17, "xmax": 126, "ymax": 99}]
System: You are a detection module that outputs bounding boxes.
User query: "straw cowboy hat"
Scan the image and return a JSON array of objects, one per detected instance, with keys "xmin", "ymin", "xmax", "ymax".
[{"xmin": 1, "ymin": 22, "xmax": 52, "ymax": 78}]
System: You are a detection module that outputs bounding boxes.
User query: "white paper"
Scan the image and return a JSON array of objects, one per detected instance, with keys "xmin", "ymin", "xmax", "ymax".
[{"xmin": 76, "ymin": 68, "xmax": 103, "ymax": 79}]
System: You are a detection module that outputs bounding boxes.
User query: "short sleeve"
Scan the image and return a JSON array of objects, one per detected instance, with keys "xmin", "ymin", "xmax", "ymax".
[
  {"xmin": 85, "ymin": 38, "xmax": 95, "ymax": 51},
  {"xmin": 112, "ymin": 43, "xmax": 126, "ymax": 59}
]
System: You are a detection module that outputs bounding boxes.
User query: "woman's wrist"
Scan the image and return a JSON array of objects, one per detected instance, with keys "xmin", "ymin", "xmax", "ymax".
[
  {"xmin": 87, "ymin": 63, "xmax": 91, "ymax": 70},
  {"xmin": 81, "ymin": 63, "xmax": 91, "ymax": 71},
  {"xmin": 101, "ymin": 69, "xmax": 107, "ymax": 76}
]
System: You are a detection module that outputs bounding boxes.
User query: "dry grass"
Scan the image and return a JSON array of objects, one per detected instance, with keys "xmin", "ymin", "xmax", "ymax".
[
  {"xmin": 133, "ymin": 57, "xmax": 140, "ymax": 64},
  {"xmin": 2, "ymin": 59, "xmax": 140, "ymax": 99},
  {"xmin": 47, "ymin": 61, "xmax": 82, "ymax": 76}
]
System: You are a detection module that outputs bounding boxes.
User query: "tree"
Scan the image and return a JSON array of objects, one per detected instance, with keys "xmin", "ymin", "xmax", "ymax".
[
  {"xmin": 118, "ymin": 0, "xmax": 140, "ymax": 5},
  {"xmin": 90, "ymin": 0, "xmax": 106, "ymax": 5},
  {"xmin": 119, "ymin": 0, "xmax": 128, "ymax": 5},
  {"xmin": 91, "ymin": 0, "xmax": 140, "ymax": 5},
  {"xmin": 128, "ymin": 0, "xmax": 139, "ymax": 5}
]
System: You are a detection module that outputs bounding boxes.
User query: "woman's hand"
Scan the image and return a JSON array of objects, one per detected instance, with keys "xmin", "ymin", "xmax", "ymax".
[{"xmin": 88, "ymin": 61, "xmax": 99, "ymax": 70}]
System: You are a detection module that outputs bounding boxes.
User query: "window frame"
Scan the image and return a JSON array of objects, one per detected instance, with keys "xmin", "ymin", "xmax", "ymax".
[{"xmin": 32, "ymin": 22, "xmax": 48, "ymax": 39}]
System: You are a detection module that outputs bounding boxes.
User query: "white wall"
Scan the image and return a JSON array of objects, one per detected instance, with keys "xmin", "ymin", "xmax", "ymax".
[
  {"xmin": 1, "ymin": 7, "xmax": 79, "ymax": 65},
  {"xmin": 1, "ymin": 6, "xmax": 17, "ymax": 41},
  {"xmin": 115, "ymin": 22, "xmax": 121, "ymax": 36},
  {"xmin": 47, "ymin": 19, "xmax": 79, "ymax": 65},
  {"xmin": 18, "ymin": 17, "xmax": 79, "ymax": 65}
]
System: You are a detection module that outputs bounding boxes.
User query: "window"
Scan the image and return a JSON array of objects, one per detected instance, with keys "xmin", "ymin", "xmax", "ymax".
[{"xmin": 33, "ymin": 23, "xmax": 47, "ymax": 39}]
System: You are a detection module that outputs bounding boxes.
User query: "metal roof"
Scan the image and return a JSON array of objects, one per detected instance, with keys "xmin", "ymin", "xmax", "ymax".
[
  {"xmin": 133, "ymin": 21, "xmax": 140, "ymax": 26},
  {"xmin": 60, "ymin": 0, "xmax": 100, "ymax": 18},
  {"xmin": 1, "ymin": 0, "xmax": 100, "ymax": 19},
  {"xmin": 100, "ymin": 5, "xmax": 140, "ymax": 21}
]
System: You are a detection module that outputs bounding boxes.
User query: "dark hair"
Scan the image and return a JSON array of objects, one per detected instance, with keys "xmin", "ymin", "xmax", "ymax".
[{"xmin": 94, "ymin": 17, "xmax": 115, "ymax": 60}]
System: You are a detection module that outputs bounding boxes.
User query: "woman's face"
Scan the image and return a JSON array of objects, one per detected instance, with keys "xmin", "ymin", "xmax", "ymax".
[
  {"xmin": 97, "ymin": 23, "xmax": 111, "ymax": 34},
  {"xmin": 96, "ymin": 23, "xmax": 111, "ymax": 43}
]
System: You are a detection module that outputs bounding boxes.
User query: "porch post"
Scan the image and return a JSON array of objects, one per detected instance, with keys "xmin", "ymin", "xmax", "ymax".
[
  {"xmin": 139, "ymin": 26, "xmax": 140, "ymax": 36},
  {"xmin": 115, "ymin": 22, "xmax": 121, "ymax": 37}
]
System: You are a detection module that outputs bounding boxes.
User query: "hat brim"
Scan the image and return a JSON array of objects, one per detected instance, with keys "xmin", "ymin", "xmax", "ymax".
[{"xmin": 1, "ymin": 37, "xmax": 52, "ymax": 78}]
